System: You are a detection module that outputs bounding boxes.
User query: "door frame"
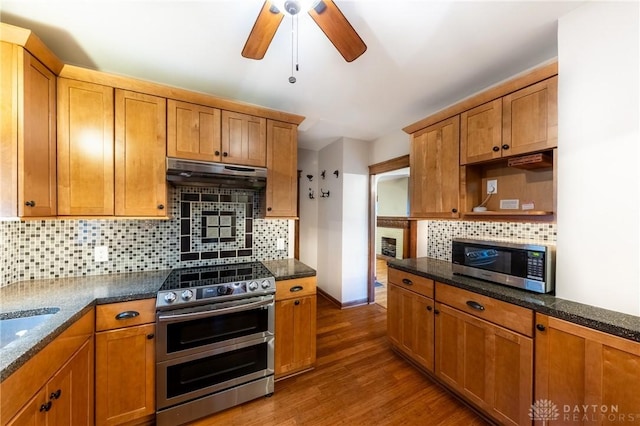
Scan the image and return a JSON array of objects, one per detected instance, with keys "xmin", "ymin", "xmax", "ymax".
[{"xmin": 367, "ymin": 155, "xmax": 413, "ymax": 303}]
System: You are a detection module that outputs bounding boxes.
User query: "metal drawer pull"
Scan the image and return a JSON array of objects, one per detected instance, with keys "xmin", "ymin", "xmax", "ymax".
[
  {"xmin": 40, "ymin": 401, "xmax": 52, "ymax": 412},
  {"xmin": 290, "ymin": 286, "xmax": 304, "ymax": 292},
  {"xmin": 402, "ymin": 278, "xmax": 413, "ymax": 285},
  {"xmin": 536, "ymin": 323, "xmax": 546, "ymax": 332},
  {"xmin": 466, "ymin": 300, "xmax": 485, "ymax": 311},
  {"xmin": 115, "ymin": 310, "xmax": 140, "ymax": 320},
  {"xmin": 50, "ymin": 389, "xmax": 62, "ymax": 400}
]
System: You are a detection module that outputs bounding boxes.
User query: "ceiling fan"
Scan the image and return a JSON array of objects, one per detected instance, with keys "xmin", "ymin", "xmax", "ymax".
[{"xmin": 242, "ymin": 0, "xmax": 367, "ymax": 63}]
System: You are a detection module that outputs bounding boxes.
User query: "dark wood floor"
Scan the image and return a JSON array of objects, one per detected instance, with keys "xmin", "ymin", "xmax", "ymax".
[{"xmin": 189, "ymin": 295, "xmax": 488, "ymax": 426}]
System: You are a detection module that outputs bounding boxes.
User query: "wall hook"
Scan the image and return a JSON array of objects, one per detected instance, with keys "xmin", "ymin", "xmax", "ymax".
[
  {"xmin": 320, "ymin": 170, "xmax": 326, "ymax": 179},
  {"xmin": 306, "ymin": 174, "xmax": 314, "ymax": 181},
  {"xmin": 333, "ymin": 170, "xmax": 339, "ymax": 178},
  {"xmin": 320, "ymin": 189, "xmax": 330, "ymax": 198},
  {"xmin": 308, "ymin": 188, "xmax": 315, "ymax": 199}
]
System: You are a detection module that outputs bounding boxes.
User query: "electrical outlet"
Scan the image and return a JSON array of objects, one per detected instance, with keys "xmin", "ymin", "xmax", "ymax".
[
  {"xmin": 487, "ymin": 179, "xmax": 498, "ymax": 194},
  {"xmin": 94, "ymin": 246, "xmax": 109, "ymax": 262},
  {"xmin": 276, "ymin": 238, "xmax": 285, "ymax": 250}
]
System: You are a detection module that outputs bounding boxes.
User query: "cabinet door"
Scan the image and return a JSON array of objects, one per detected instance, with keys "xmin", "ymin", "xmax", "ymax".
[
  {"xmin": 435, "ymin": 303, "xmax": 533, "ymax": 426},
  {"xmin": 535, "ymin": 314, "xmax": 640, "ymax": 425},
  {"xmin": 95, "ymin": 323, "xmax": 156, "ymax": 426},
  {"xmin": 387, "ymin": 283, "xmax": 434, "ymax": 372},
  {"xmin": 275, "ymin": 295, "xmax": 316, "ymax": 378},
  {"xmin": 115, "ymin": 90, "xmax": 167, "ymax": 216},
  {"xmin": 0, "ymin": 42, "xmax": 19, "ymax": 217},
  {"xmin": 503, "ymin": 76, "xmax": 558, "ymax": 156},
  {"xmin": 46, "ymin": 338, "xmax": 94, "ymax": 425},
  {"xmin": 5, "ymin": 389, "xmax": 47, "ymax": 426},
  {"xmin": 167, "ymin": 99, "xmax": 221, "ymax": 162},
  {"xmin": 221, "ymin": 111, "xmax": 266, "ymax": 167},
  {"xmin": 266, "ymin": 120, "xmax": 297, "ymax": 217},
  {"xmin": 460, "ymin": 99, "xmax": 502, "ymax": 165},
  {"xmin": 57, "ymin": 78, "xmax": 114, "ymax": 215},
  {"xmin": 19, "ymin": 49, "xmax": 57, "ymax": 217},
  {"xmin": 409, "ymin": 116, "xmax": 459, "ymax": 218}
]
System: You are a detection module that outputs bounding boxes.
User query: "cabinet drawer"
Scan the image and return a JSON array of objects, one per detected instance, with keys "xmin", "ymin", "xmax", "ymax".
[
  {"xmin": 435, "ymin": 282, "xmax": 533, "ymax": 337},
  {"xmin": 96, "ymin": 299, "xmax": 156, "ymax": 331},
  {"xmin": 276, "ymin": 277, "xmax": 316, "ymax": 301},
  {"xmin": 388, "ymin": 268, "xmax": 434, "ymax": 298}
]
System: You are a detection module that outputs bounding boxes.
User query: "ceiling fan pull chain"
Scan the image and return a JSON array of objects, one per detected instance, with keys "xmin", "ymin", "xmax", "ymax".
[{"xmin": 289, "ymin": 15, "xmax": 297, "ymax": 83}]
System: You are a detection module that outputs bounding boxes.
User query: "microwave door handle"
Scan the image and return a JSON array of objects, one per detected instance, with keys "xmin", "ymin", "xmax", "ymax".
[{"xmin": 157, "ymin": 298, "xmax": 273, "ymax": 323}]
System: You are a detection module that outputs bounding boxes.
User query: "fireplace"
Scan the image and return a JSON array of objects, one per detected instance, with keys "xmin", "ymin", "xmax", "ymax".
[{"xmin": 381, "ymin": 237, "xmax": 397, "ymax": 258}]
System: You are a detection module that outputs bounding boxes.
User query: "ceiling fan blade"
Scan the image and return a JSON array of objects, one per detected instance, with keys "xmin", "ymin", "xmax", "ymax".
[
  {"xmin": 308, "ymin": 0, "xmax": 367, "ymax": 62},
  {"xmin": 242, "ymin": 1, "xmax": 284, "ymax": 60}
]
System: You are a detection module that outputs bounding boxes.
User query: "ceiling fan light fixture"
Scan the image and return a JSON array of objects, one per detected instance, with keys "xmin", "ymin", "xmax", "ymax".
[{"xmin": 272, "ymin": 0, "xmax": 321, "ymax": 15}]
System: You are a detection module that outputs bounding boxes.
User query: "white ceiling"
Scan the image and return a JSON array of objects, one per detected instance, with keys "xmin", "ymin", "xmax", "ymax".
[{"xmin": 0, "ymin": 0, "xmax": 584, "ymax": 151}]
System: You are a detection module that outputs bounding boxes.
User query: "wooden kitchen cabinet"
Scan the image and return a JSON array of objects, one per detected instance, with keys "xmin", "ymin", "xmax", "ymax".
[
  {"xmin": 7, "ymin": 338, "xmax": 93, "ymax": 426},
  {"xmin": 0, "ymin": 42, "xmax": 57, "ymax": 217},
  {"xmin": 275, "ymin": 276, "xmax": 317, "ymax": 379},
  {"xmin": 0, "ymin": 310, "xmax": 94, "ymax": 426},
  {"xmin": 265, "ymin": 120, "xmax": 298, "ymax": 218},
  {"xmin": 167, "ymin": 99, "xmax": 221, "ymax": 162},
  {"xmin": 95, "ymin": 299, "xmax": 156, "ymax": 426},
  {"xmin": 115, "ymin": 89, "xmax": 167, "ymax": 217},
  {"xmin": 387, "ymin": 269, "xmax": 435, "ymax": 372},
  {"xmin": 221, "ymin": 111, "xmax": 266, "ymax": 167},
  {"xmin": 409, "ymin": 115, "xmax": 460, "ymax": 218},
  {"xmin": 434, "ymin": 283, "xmax": 533, "ymax": 426},
  {"xmin": 460, "ymin": 77, "xmax": 557, "ymax": 165},
  {"xmin": 535, "ymin": 313, "xmax": 640, "ymax": 424},
  {"xmin": 57, "ymin": 78, "xmax": 115, "ymax": 215}
]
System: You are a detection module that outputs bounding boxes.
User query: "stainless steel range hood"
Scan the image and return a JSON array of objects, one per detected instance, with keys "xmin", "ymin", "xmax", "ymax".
[{"xmin": 166, "ymin": 158, "xmax": 267, "ymax": 189}]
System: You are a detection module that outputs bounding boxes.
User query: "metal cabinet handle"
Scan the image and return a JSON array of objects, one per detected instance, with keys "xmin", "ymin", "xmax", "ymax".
[
  {"xmin": 290, "ymin": 285, "xmax": 303, "ymax": 292},
  {"xmin": 426, "ymin": 306, "xmax": 433, "ymax": 312},
  {"xmin": 115, "ymin": 311, "xmax": 140, "ymax": 320},
  {"xmin": 294, "ymin": 300, "xmax": 300, "ymax": 306},
  {"xmin": 157, "ymin": 204, "xmax": 165, "ymax": 210},
  {"xmin": 492, "ymin": 146, "xmax": 500, "ymax": 152},
  {"xmin": 267, "ymin": 207, "xmax": 272, "ymax": 212},
  {"xmin": 223, "ymin": 152, "xmax": 228, "ymax": 157},
  {"xmin": 50, "ymin": 389, "xmax": 62, "ymax": 400},
  {"xmin": 401, "ymin": 278, "xmax": 413, "ymax": 286},
  {"xmin": 466, "ymin": 300, "xmax": 485, "ymax": 311},
  {"xmin": 215, "ymin": 150, "xmax": 220, "ymax": 156},
  {"xmin": 502, "ymin": 144, "xmax": 510, "ymax": 150},
  {"xmin": 40, "ymin": 401, "xmax": 52, "ymax": 412},
  {"xmin": 25, "ymin": 200, "xmax": 36, "ymax": 207},
  {"xmin": 147, "ymin": 333, "xmax": 155, "ymax": 340},
  {"xmin": 536, "ymin": 323, "xmax": 546, "ymax": 332},
  {"xmin": 434, "ymin": 309, "xmax": 440, "ymax": 315},
  {"xmin": 451, "ymin": 208, "xmax": 458, "ymax": 213}
]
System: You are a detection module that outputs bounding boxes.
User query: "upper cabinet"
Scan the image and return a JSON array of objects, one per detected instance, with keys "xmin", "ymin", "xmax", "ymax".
[
  {"xmin": 503, "ymin": 76, "xmax": 558, "ymax": 157},
  {"xmin": 265, "ymin": 120, "xmax": 298, "ymax": 217},
  {"xmin": 114, "ymin": 90, "xmax": 167, "ymax": 217},
  {"xmin": 221, "ymin": 111, "xmax": 267, "ymax": 167},
  {"xmin": 167, "ymin": 99, "xmax": 221, "ymax": 162},
  {"xmin": 57, "ymin": 78, "xmax": 114, "ymax": 215},
  {"xmin": 461, "ymin": 77, "xmax": 558, "ymax": 165},
  {"xmin": 409, "ymin": 116, "xmax": 460, "ymax": 218},
  {"xmin": 1, "ymin": 42, "xmax": 57, "ymax": 217}
]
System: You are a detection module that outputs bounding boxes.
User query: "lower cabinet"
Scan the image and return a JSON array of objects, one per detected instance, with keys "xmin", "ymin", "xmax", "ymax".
[
  {"xmin": 95, "ymin": 299, "xmax": 156, "ymax": 426},
  {"xmin": 387, "ymin": 271, "xmax": 435, "ymax": 372},
  {"xmin": 535, "ymin": 313, "xmax": 640, "ymax": 424},
  {"xmin": 7, "ymin": 338, "xmax": 93, "ymax": 426},
  {"xmin": 275, "ymin": 276, "xmax": 317, "ymax": 379}
]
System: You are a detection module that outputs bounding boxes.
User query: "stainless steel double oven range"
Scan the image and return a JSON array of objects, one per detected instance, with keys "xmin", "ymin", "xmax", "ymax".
[{"xmin": 155, "ymin": 262, "xmax": 276, "ymax": 426}]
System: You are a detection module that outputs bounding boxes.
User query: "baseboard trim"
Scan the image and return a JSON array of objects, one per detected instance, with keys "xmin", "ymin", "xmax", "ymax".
[{"xmin": 317, "ymin": 288, "xmax": 369, "ymax": 309}]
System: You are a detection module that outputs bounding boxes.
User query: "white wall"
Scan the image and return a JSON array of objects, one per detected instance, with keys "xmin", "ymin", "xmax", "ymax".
[
  {"xmin": 377, "ymin": 177, "xmax": 409, "ymax": 216},
  {"xmin": 557, "ymin": 2, "xmax": 640, "ymax": 315},
  {"xmin": 298, "ymin": 148, "xmax": 319, "ymax": 269},
  {"xmin": 369, "ymin": 129, "xmax": 410, "ymax": 165}
]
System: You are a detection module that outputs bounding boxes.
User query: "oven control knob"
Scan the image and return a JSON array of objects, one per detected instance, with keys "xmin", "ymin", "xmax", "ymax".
[
  {"xmin": 164, "ymin": 292, "xmax": 177, "ymax": 304},
  {"xmin": 261, "ymin": 280, "xmax": 272, "ymax": 289},
  {"xmin": 248, "ymin": 281, "xmax": 259, "ymax": 291},
  {"xmin": 181, "ymin": 290, "xmax": 194, "ymax": 301}
]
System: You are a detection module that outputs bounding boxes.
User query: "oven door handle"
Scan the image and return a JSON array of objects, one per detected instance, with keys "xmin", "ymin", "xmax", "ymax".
[{"xmin": 157, "ymin": 298, "xmax": 273, "ymax": 323}]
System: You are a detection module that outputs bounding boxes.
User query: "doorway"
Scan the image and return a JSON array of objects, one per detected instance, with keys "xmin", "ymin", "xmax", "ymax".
[{"xmin": 367, "ymin": 155, "xmax": 414, "ymax": 307}]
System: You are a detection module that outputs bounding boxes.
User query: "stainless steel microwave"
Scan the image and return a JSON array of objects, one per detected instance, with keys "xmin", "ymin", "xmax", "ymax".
[{"xmin": 452, "ymin": 238, "xmax": 555, "ymax": 293}]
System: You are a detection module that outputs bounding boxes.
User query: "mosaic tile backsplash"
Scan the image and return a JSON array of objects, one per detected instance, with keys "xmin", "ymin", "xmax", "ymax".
[
  {"xmin": 425, "ymin": 220, "xmax": 557, "ymax": 261},
  {"xmin": 0, "ymin": 187, "xmax": 289, "ymax": 287}
]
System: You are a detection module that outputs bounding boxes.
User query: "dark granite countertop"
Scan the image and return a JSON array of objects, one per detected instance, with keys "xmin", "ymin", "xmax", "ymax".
[
  {"xmin": 262, "ymin": 259, "xmax": 316, "ymax": 280},
  {"xmin": 0, "ymin": 270, "xmax": 170, "ymax": 382},
  {"xmin": 388, "ymin": 257, "xmax": 640, "ymax": 343}
]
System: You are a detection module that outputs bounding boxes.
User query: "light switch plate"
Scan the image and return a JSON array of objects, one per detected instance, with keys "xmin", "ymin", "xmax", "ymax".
[
  {"xmin": 94, "ymin": 246, "xmax": 109, "ymax": 262},
  {"xmin": 276, "ymin": 238, "xmax": 285, "ymax": 250},
  {"xmin": 500, "ymin": 199, "xmax": 519, "ymax": 210}
]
